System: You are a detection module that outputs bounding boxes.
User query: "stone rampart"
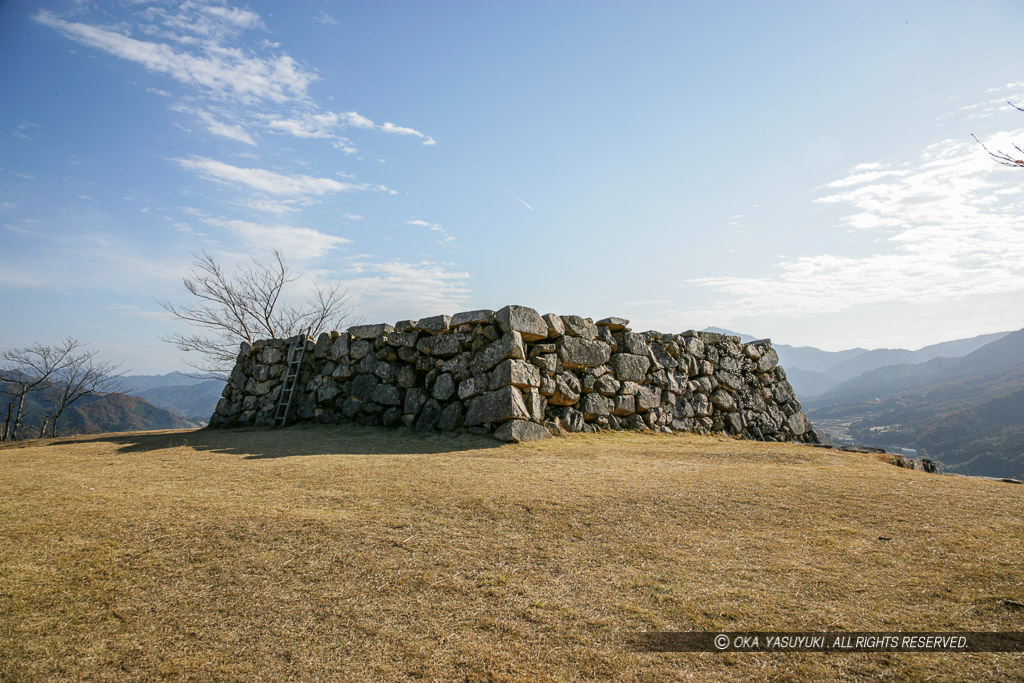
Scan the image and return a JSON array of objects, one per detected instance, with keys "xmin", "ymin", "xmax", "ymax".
[{"xmin": 209, "ymin": 305, "xmax": 817, "ymax": 443}]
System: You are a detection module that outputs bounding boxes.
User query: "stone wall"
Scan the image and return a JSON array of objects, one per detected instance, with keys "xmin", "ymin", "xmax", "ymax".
[{"xmin": 209, "ymin": 305, "xmax": 818, "ymax": 444}]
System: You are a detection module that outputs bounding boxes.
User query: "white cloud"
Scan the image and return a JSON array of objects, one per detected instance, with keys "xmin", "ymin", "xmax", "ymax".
[
  {"xmin": 338, "ymin": 259, "xmax": 472, "ymax": 317},
  {"xmin": 35, "ymin": 10, "xmax": 314, "ymax": 104},
  {"xmin": 380, "ymin": 121, "xmax": 436, "ymax": 145},
  {"xmin": 174, "ymin": 156, "xmax": 371, "ymax": 196},
  {"xmin": 174, "ymin": 105, "xmax": 256, "ymax": 145},
  {"xmin": 683, "ymin": 129, "xmax": 1024, "ymax": 322},
  {"xmin": 314, "ymin": 11, "xmax": 339, "ymax": 26},
  {"xmin": 202, "ymin": 217, "xmax": 351, "ymax": 260},
  {"xmin": 264, "ymin": 110, "xmax": 435, "ymax": 147},
  {"xmin": 236, "ymin": 197, "xmax": 304, "ymax": 215},
  {"xmin": 406, "ymin": 218, "xmax": 456, "ymax": 244}
]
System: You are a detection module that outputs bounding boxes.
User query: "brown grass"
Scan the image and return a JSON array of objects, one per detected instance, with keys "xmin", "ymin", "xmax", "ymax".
[{"xmin": 1, "ymin": 425, "xmax": 1022, "ymax": 681}]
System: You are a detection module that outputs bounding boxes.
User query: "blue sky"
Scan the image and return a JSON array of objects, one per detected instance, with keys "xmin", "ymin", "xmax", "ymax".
[{"xmin": 3, "ymin": 0, "xmax": 1024, "ymax": 373}]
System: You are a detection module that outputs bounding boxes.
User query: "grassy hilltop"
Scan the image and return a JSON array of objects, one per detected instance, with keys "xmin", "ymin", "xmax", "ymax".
[{"xmin": 1, "ymin": 426, "xmax": 1023, "ymax": 681}]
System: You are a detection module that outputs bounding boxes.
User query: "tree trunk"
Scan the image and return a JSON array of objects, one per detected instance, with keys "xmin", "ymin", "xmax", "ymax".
[
  {"xmin": 51, "ymin": 406, "xmax": 65, "ymax": 438},
  {"xmin": 38, "ymin": 415, "xmax": 51, "ymax": 439},
  {"xmin": 11, "ymin": 391, "xmax": 27, "ymax": 441},
  {"xmin": 1, "ymin": 401, "xmax": 10, "ymax": 441}
]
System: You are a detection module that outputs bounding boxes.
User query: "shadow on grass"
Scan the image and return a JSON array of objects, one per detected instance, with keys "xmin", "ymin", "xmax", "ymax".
[{"xmin": 42, "ymin": 423, "xmax": 503, "ymax": 459}]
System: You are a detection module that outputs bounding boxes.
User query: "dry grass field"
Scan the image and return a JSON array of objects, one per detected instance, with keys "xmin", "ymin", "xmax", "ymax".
[{"xmin": 1, "ymin": 425, "xmax": 1023, "ymax": 681}]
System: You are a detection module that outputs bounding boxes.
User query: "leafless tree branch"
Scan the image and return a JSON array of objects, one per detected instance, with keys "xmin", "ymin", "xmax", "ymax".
[
  {"xmin": 973, "ymin": 102, "xmax": 1024, "ymax": 167},
  {"xmin": 161, "ymin": 250, "xmax": 353, "ymax": 377}
]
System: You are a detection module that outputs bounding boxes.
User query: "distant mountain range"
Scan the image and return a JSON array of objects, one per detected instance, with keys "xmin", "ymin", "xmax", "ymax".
[
  {"xmin": 124, "ymin": 372, "xmax": 226, "ymax": 421},
  {"xmin": 2, "ymin": 371, "xmax": 225, "ymax": 440},
  {"xmin": 2, "ymin": 383, "xmax": 202, "ymax": 439},
  {"xmin": 703, "ymin": 326, "xmax": 1024, "ymax": 480},
  {"xmin": 702, "ymin": 327, "xmax": 1012, "ymax": 398}
]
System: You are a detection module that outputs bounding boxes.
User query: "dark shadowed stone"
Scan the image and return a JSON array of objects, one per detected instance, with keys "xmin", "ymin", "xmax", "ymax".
[
  {"xmin": 495, "ymin": 305, "xmax": 548, "ymax": 342},
  {"xmin": 416, "ymin": 399, "xmax": 443, "ymax": 431},
  {"xmin": 317, "ymin": 380, "xmax": 343, "ymax": 403},
  {"xmin": 560, "ymin": 315, "xmax": 598, "ymax": 340},
  {"xmin": 386, "ymin": 331, "xmax": 419, "ymax": 348},
  {"xmin": 382, "ymin": 406, "xmax": 402, "ymax": 427},
  {"xmin": 348, "ymin": 374, "xmax": 379, "ymax": 402},
  {"xmin": 557, "ymin": 336, "xmax": 611, "ymax": 370},
  {"xmin": 451, "ymin": 309, "xmax": 494, "ymax": 326},
  {"xmin": 329, "ymin": 335, "xmax": 350, "ymax": 360},
  {"xmin": 596, "ymin": 317, "xmax": 629, "ymax": 330},
  {"xmin": 416, "ymin": 314, "xmax": 451, "ymax": 335},
  {"xmin": 261, "ymin": 347, "xmax": 283, "ymax": 365},
  {"xmin": 397, "ymin": 365, "xmax": 417, "ymax": 388},
  {"xmin": 349, "ymin": 340, "xmax": 372, "ymax": 360},
  {"xmin": 349, "ymin": 323, "xmax": 394, "ymax": 339},
  {"xmin": 313, "ymin": 333, "xmax": 332, "ymax": 359},
  {"xmin": 416, "ymin": 334, "xmax": 462, "ymax": 358},
  {"xmin": 465, "ymin": 386, "xmax": 530, "ymax": 426},
  {"xmin": 432, "ymin": 372, "xmax": 455, "ymax": 401},
  {"xmin": 438, "ymin": 402, "xmax": 463, "ymax": 431},
  {"xmin": 610, "ymin": 353, "xmax": 650, "ymax": 382},
  {"xmin": 493, "ymin": 419, "xmax": 551, "ymax": 443},
  {"xmin": 371, "ymin": 384, "xmax": 402, "ymax": 406}
]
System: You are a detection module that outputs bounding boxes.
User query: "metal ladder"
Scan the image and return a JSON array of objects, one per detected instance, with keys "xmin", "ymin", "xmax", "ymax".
[{"xmin": 273, "ymin": 330, "xmax": 310, "ymax": 428}]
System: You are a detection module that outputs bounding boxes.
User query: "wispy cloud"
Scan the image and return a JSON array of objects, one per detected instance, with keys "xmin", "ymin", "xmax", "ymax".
[
  {"xmin": 174, "ymin": 156, "xmax": 380, "ymax": 196},
  {"xmin": 314, "ymin": 11, "xmax": 340, "ymax": 26},
  {"xmin": 202, "ymin": 217, "xmax": 351, "ymax": 260},
  {"xmin": 35, "ymin": 9, "xmax": 314, "ymax": 104},
  {"xmin": 338, "ymin": 259, "xmax": 472, "ymax": 317},
  {"xmin": 406, "ymin": 218, "xmax": 456, "ymax": 245},
  {"xmin": 174, "ymin": 105, "xmax": 256, "ymax": 145},
  {"xmin": 685, "ymin": 130, "xmax": 1024, "ymax": 321},
  {"xmin": 264, "ymin": 110, "xmax": 435, "ymax": 146}
]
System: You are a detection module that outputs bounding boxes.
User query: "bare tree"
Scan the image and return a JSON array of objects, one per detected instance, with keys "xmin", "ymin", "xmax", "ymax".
[
  {"xmin": 161, "ymin": 250, "xmax": 352, "ymax": 377},
  {"xmin": 48, "ymin": 346, "xmax": 126, "ymax": 437},
  {"xmin": 1, "ymin": 339, "xmax": 77, "ymax": 441},
  {"xmin": 973, "ymin": 101, "xmax": 1024, "ymax": 167}
]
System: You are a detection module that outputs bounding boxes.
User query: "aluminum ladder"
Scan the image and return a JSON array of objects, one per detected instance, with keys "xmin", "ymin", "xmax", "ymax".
[{"xmin": 273, "ymin": 330, "xmax": 310, "ymax": 428}]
